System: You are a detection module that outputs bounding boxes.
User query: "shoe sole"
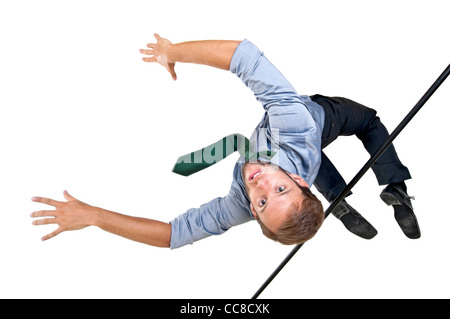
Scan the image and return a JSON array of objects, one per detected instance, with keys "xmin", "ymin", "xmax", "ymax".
[
  {"xmin": 394, "ymin": 206, "xmax": 421, "ymax": 239},
  {"xmin": 381, "ymin": 192, "xmax": 421, "ymax": 239}
]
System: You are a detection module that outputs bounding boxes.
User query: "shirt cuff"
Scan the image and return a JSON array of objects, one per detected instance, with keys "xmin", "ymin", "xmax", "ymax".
[
  {"xmin": 169, "ymin": 218, "xmax": 194, "ymax": 250},
  {"xmin": 229, "ymin": 39, "xmax": 262, "ymax": 77}
]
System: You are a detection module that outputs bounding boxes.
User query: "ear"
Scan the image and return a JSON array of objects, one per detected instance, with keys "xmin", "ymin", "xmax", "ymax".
[
  {"xmin": 288, "ymin": 173, "xmax": 309, "ymax": 188},
  {"xmin": 250, "ymin": 202, "xmax": 258, "ymax": 220}
]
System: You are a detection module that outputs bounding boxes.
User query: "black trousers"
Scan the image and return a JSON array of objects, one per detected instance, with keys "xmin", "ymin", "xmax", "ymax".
[{"xmin": 310, "ymin": 94, "xmax": 411, "ymax": 202}]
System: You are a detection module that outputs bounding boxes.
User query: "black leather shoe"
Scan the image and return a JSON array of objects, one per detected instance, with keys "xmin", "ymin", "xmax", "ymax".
[
  {"xmin": 380, "ymin": 184, "xmax": 421, "ymax": 239},
  {"xmin": 331, "ymin": 201, "xmax": 378, "ymax": 239}
]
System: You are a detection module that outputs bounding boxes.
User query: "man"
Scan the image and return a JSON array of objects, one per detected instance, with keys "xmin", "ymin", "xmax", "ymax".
[{"xmin": 31, "ymin": 34, "xmax": 420, "ymax": 249}]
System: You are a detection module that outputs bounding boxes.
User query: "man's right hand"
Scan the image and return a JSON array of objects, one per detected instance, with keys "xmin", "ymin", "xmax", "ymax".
[{"xmin": 140, "ymin": 33, "xmax": 177, "ymax": 81}]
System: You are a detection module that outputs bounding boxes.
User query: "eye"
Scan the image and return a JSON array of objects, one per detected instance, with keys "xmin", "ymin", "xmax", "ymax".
[
  {"xmin": 277, "ymin": 186, "xmax": 285, "ymax": 192},
  {"xmin": 259, "ymin": 198, "xmax": 267, "ymax": 207}
]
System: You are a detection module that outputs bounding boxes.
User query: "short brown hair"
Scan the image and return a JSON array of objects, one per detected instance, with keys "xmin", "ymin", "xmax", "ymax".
[{"xmin": 257, "ymin": 185, "xmax": 324, "ymax": 245}]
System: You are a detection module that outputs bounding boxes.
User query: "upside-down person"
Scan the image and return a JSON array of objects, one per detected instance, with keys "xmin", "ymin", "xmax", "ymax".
[{"xmin": 31, "ymin": 34, "xmax": 420, "ymax": 249}]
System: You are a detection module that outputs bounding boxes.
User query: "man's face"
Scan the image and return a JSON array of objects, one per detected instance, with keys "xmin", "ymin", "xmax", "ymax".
[{"xmin": 241, "ymin": 161, "xmax": 309, "ymax": 233}]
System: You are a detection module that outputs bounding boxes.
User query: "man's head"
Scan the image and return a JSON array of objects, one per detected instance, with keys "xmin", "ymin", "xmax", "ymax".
[{"xmin": 242, "ymin": 161, "xmax": 324, "ymax": 245}]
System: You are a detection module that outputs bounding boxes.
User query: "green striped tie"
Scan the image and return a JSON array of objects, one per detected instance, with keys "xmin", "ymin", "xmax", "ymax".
[{"xmin": 172, "ymin": 133, "xmax": 275, "ymax": 176}]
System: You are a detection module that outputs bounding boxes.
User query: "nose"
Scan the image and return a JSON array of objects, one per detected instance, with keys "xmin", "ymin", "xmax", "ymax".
[{"xmin": 256, "ymin": 175, "xmax": 270, "ymax": 190}]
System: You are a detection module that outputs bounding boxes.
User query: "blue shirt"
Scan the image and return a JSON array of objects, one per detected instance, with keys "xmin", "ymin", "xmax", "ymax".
[{"xmin": 169, "ymin": 39, "xmax": 325, "ymax": 249}]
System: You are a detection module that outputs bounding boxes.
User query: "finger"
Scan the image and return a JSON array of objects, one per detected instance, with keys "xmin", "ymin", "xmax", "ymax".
[
  {"xmin": 32, "ymin": 218, "xmax": 57, "ymax": 226},
  {"xmin": 31, "ymin": 210, "xmax": 57, "ymax": 218},
  {"xmin": 142, "ymin": 57, "xmax": 157, "ymax": 63},
  {"xmin": 63, "ymin": 190, "xmax": 77, "ymax": 202},
  {"xmin": 32, "ymin": 196, "xmax": 63, "ymax": 207},
  {"xmin": 168, "ymin": 64, "xmax": 177, "ymax": 81},
  {"xmin": 42, "ymin": 227, "xmax": 63, "ymax": 241},
  {"xmin": 146, "ymin": 43, "xmax": 156, "ymax": 49},
  {"xmin": 154, "ymin": 33, "xmax": 161, "ymax": 41},
  {"xmin": 139, "ymin": 49, "xmax": 154, "ymax": 55}
]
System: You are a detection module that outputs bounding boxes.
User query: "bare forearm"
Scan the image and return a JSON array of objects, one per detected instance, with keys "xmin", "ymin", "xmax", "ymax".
[
  {"xmin": 93, "ymin": 208, "xmax": 171, "ymax": 248},
  {"xmin": 141, "ymin": 34, "xmax": 241, "ymax": 80},
  {"xmin": 31, "ymin": 191, "xmax": 171, "ymax": 248},
  {"xmin": 169, "ymin": 40, "xmax": 241, "ymax": 70}
]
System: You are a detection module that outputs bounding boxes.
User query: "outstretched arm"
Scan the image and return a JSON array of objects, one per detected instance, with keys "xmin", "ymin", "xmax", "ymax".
[
  {"xmin": 31, "ymin": 191, "xmax": 171, "ymax": 248},
  {"xmin": 140, "ymin": 33, "xmax": 241, "ymax": 80}
]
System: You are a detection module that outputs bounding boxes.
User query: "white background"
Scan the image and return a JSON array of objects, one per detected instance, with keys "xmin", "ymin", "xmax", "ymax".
[{"xmin": 1, "ymin": 0, "xmax": 449, "ymax": 299}]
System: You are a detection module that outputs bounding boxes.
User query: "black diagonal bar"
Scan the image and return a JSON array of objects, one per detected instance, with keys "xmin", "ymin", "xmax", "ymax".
[{"xmin": 252, "ymin": 63, "xmax": 450, "ymax": 299}]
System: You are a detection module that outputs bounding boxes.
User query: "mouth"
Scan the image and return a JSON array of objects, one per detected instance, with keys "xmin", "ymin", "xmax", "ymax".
[{"xmin": 249, "ymin": 169, "xmax": 263, "ymax": 181}]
